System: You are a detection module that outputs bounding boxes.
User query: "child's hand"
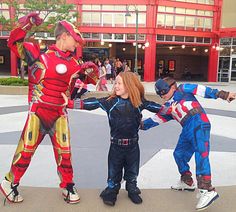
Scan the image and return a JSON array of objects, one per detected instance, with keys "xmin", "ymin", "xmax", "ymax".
[
  {"xmin": 227, "ymin": 92, "xmax": 236, "ymax": 102},
  {"xmin": 171, "ymin": 101, "xmax": 178, "ymax": 114},
  {"xmin": 61, "ymin": 92, "xmax": 69, "ymax": 106}
]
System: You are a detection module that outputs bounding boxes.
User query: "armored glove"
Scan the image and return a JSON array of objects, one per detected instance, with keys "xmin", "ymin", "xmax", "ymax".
[{"xmin": 18, "ymin": 12, "xmax": 43, "ymax": 30}]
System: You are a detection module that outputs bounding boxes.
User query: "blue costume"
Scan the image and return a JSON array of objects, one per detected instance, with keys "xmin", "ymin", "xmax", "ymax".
[
  {"xmin": 143, "ymin": 83, "xmax": 225, "ymax": 188},
  {"xmin": 72, "ymin": 96, "xmax": 161, "ymax": 190}
]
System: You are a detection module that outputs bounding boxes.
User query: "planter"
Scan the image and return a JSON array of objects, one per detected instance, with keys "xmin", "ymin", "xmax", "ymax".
[{"xmin": 0, "ymin": 85, "xmax": 28, "ymax": 95}]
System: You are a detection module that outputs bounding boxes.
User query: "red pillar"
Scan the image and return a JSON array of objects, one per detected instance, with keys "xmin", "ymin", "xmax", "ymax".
[
  {"xmin": 208, "ymin": 39, "xmax": 219, "ymax": 82},
  {"xmin": 144, "ymin": 34, "xmax": 156, "ymax": 81},
  {"xmin": 10, "ymin": 51, "xmax": 18, "ymax": 77},
  {"xmin": 143, "ymin": 2, "xmax": 156, "ymax": 82},
  {"xmin": 9, "ymin": 6, "xmax": 18, "ymax": 77},
  {"xmin": 207, "ymin": 0, "xmax": 222, "ymax": 82},
  {"xmin": 76, "ymin": 46, "xmax": 83, "ymax": 59}
]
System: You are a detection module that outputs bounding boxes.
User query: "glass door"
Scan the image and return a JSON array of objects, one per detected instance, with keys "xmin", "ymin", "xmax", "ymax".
[
  {"xmin": 218, "ymin": 57, "xmax": 230, "ymax": 82},
  {"xmin": 230, "ymin": 57, "xmax": 236, "ymax": 81}
]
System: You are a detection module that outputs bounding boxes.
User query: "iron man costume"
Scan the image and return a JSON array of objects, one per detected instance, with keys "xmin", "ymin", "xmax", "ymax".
[{"xmin": 6, "ymin": 20, "xmax": 98, "ymax": 188}]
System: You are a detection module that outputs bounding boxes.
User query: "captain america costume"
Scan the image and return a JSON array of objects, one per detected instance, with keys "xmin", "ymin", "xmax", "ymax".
[
  {"xmin": 5, "ymin": 18, "xmax": 98, "ymax": 189},
  {"xmin": 142, "ymin": 83, "xmax": 223, "ymax": 187}
]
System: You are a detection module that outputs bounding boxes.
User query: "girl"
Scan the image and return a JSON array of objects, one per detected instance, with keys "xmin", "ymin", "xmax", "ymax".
[
  {"xmin": 66, "ymin": 72, "xmax": 161, "ymax": 206},
  {"xmin": 96, "ymin": 60, "xmax": 108, "ymax": 91}
]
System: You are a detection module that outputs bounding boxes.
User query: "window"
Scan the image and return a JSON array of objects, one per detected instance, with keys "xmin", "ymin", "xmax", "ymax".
[
  {"xmin": 204, "ymin": 18, "xmax": 212, "ymax": 31},
  {"xmin": 185, "ymin": 36, "xmax": 194, "ymax": 42},
  {"xmin": 157, "ymin": 34, "xmax": 165, "ymax": 41},
  {"xmin": 102, "ymin": 13, "xmax": 112, "ymax": 26},
  {"xmin": 102, "ymin": 33, "xmax": 112, "ymax": 40},
  {"xmin": 157, "ymin": 14, "xmax": 165, "ymax": 28},
  {"xmin": 165, "ymin": 15, "xmax": 174, "ymax": 28},
  {"xmin": 175, "ymin": 15, "xmax": 185, "ymax": 29},
  {"xmin": 114, "ymin": 13, "xmax": 124, "ymax": 27},
  {"xmin": 220, "ymin": 38, "xmax": 232, "ymax": 46},
  {"xmin": 185, "ymin": 16, "xmax": 195, "ymax": 30},
  {"xmin": 91, "ymin": 13, "xmax": 100, "ymax": 26},
  {"xmin": 82, "ymin": 12, "xmax": 91, "ymax": 26}
]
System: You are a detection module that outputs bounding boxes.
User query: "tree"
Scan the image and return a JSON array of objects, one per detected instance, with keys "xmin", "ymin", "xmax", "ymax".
[
  {"xmin": 0, "ymin": 0, "xmax": 79, "ymax": 79},
  {"xmin": 0, "ymin": 0, "xmax": 78, "ymax": 31}
]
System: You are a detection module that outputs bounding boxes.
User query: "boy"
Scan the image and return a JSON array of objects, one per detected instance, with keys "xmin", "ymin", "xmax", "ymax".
[
  {"xmin": 141, "ymin": 77, "xmax": 235, "ymax": 211},
  {"xmin": 0, "ymin": 12, "xmax": 98, "ymax": 204}
]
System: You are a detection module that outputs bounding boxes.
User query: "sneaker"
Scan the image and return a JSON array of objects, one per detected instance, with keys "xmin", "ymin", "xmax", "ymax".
[
  {"xmin": 62, "ymin": 183, "xmax": 80, "ymax": 204},
  {"xmin": 171, "ymin": 180, "xmax": 196, "ymax": 191},
  {"xmin": 196, "ymin": 189, "xmax": 219, "ymax": 211},
  {"xmin": 100, "ymin": 187, "xmax": 119, "ymax": 206},
  {"xmin": 128, "ymin": 192, "xmax": 143, "ymax": 204},
  {"xmin": 0, "ymin": 178, "xmax": 23, "ymax": 203}
]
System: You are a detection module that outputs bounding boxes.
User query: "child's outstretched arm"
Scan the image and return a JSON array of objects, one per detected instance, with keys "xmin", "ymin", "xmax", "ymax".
[
  {"xmin": 179, "ymin": 83, "xmax": 235, "ymax": 101},
  {"xmin": 141, "ymin": 103, "xmax": 173, "ymax": 130},
  {"xmin": 142, "ymin": 99, "xmax": 162, "ymax": 113},
  {"xmin": 62, "ymin": 93, "xmax": 109, "ymax": 111}
]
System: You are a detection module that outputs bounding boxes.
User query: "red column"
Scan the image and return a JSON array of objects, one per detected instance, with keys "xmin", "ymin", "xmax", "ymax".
[
  {"xmin": 9, "ymin": 6, "xmax": 18, "ymax": 77},
  {"xmin": 144, "ymin": 34, "xmax": 156, "ymax": 81},
  {"xmin": 208, "ymin": 39, "xmax": 219, "ymax": 82},
  {"xmin": 10, "ymin": 51, "xmax": 18, "ymax": 77},
  {"xmin": 207, "ymin": 0, "xmax": 222, "ymax": 82},
  {"xmin": 76, "ymin": 46, "xmax": 83, "ymax": 59},
  {"xmin": 143, "ymin": 2, "xmax": 156, "ymax": 82}
]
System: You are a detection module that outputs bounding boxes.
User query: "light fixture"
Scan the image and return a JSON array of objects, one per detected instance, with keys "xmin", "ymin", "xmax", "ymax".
[
  {"xmin": 204, "ymin": 49, "xmax": 208, "ymax": 53},
  {"xmin": 108, "ymin": 43, "xmax": 112, "ymax": 47},
  {"xmin": 144, "ymin": 41, "xmax": 149, "ymax": 47},
  {"xmin": 142, "ymin": 46, "xmax": 145, "ymax": 50},
  {"xmin": 193, "ymin": 47, "xmax": 196, "ymax": 51},
  {"xmin": 169, "ymin": 46, "xmax": 173, "ymax": 50},
  {"xmin": 122, "ymin": 47, "xmax": 126, "ymax": 51},
  {"xmin": 216, "ymin": 46, "xmax": 220, "ymax": 51},
  {"xmin": 181, "ymin": 45, "xmax": 185, "ymax": 49},
  {"xmin": 133, "ymin": 42, "xmax": 136, "ymax": 46},
  {"xmin": 138, "ymin": 44, "xmax": 142, "ymax": 48},
  {"xmin": 101, "ymin": 41, "xmax": 104, "ymax": 45}
]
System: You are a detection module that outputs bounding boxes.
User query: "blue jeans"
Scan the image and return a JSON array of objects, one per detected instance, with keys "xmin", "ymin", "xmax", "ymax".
[{"xmin": 107, "ymin": 142, "xmax": 140, "ymax": 191}]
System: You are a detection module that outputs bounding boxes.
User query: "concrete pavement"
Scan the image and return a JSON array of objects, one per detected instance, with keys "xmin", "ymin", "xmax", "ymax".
[{"xmin": 0, "ymin": 81, "xmax": 236, "ymax": 211}]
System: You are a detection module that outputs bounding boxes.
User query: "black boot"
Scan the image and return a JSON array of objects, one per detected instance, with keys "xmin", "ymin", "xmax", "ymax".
[
  {"xmin": 128, "ymin": 188, "xmax": 142, "ymax": 204},
  {"xmin": 126, "ymin": 182, "xmax": 142, "ymax": 204},
  {"xmin": 100, "ymin": 187, "xmax": 119, "ymax": 206}
]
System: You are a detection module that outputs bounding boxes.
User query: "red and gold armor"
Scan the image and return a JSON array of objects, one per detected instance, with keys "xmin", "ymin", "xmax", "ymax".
[{"xmin": 6, "ymin": 24, "xmax": 97, "ymax": 188}]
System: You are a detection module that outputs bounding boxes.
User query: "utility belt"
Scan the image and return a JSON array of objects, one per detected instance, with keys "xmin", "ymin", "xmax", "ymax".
[
  {"xmin": 110, "ymin": 137, "xmax": 138, "ymax": 146},
  {"xmin": 180, "ymin": 107, "xmax": 203, "ymax": 126}
]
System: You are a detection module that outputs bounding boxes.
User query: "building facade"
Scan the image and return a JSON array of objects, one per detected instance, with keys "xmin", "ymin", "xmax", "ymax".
[{"xmin": 0, "ymin": 0, "xmax": 236, "ymax": 82}]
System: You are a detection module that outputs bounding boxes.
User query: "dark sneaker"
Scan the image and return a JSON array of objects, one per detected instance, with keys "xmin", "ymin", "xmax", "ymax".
[
  {"xmin": 62, "ymin": 183, "xmax": 80, "ymax": 204},
  {"xmin": 128, "ymin": 192, "xmax": 143, "ymax": 204},
  {"xmin": 100, "ymin": 187, "xmax": 119, "ymax": 206},
  {"xmin": 0, "ymin": 178, "xmax": 23, "ymax": 204}
]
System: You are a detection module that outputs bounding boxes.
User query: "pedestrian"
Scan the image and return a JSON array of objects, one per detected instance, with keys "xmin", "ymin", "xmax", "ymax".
[
  {"xmin": 141, "ymin": 77, "xmax": 236, "ymax": 211},
  {"xmin": 96, "ymin": 60, "xmax": 108, "ymax": 91},
  {"xmin": 0, "ymin": 12, "xmax": 98, "ymax": 204},
  {"xmin": 105, "ymin": 58, "xmax": 113, "ymax": 84},
  {"xmin": 64, "ymin": 71, "xmax": 161, "ymax": 206}
]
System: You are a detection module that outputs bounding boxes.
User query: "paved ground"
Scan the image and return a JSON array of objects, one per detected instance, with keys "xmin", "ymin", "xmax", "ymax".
[{"xmin": 0, "ymin": 81, "xmax": 236, "ymax": 211}]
